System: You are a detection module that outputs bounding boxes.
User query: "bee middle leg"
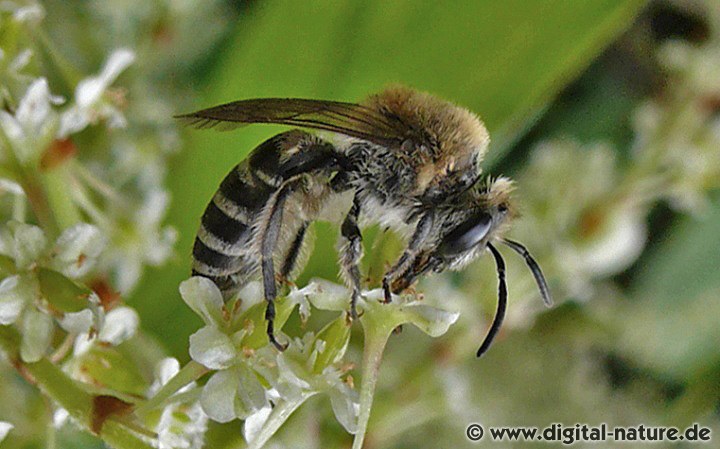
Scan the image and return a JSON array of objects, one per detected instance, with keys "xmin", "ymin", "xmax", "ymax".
[
  {"xmin": 382, "ymin": 212, "xmax": 434, "ymax": 303},
  {"xmin": 339, "ymin": 195, "xmax": 363, "ymax": 319}
]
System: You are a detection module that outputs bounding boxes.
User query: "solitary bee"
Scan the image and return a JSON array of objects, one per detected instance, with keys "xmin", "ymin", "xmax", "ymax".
[{"xmin": 178, "ymin": 86, "xmax": 551, "ymax": 357}]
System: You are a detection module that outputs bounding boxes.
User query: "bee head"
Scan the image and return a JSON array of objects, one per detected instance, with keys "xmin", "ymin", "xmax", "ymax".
[{"xmin": 433, "ymin": 177, "xmax": 516, "ymax": 270}]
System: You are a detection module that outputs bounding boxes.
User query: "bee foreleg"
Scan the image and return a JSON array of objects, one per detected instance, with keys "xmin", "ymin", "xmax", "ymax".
[
  {"xmin": 382, "ymin": 212, "xmax": 434, "ymax": 303},
  {"xmin": 260, "ymin": 181, "xmax": 298, "ymax": 351},
  {"xmin": 339, "ymin": 195, "xmax": 363, "ymax": 319}
]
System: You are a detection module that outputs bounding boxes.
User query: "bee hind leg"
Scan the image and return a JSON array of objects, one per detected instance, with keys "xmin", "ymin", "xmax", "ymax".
[
  {"xmin": 381, "ymin": 212, "xmax": 434, "ymax": 303},
  {"xmin": 260, "ymin": 182, "xmax": 298, "ymax": 351},
  {"xmin": 279, "ymin": 221, "xmax": 309, "ymax": 285},
  {"xmin": 339, "ymin": 195, "xmax": 363, "ymax": 319}
]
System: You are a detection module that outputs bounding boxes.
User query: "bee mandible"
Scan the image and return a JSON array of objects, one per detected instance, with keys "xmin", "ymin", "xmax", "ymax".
[{"xmin": 178, "ymin": 86, "xmax": 552, "ymax": 357}]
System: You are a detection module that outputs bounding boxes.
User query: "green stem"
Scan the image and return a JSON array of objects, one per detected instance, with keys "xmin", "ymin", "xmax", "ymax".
[
  {"xmin": 245, "ymin": 393, "xmax": 315, "ymax": 449},
  {"xmin": 352, "ymin": 311, "xmax": 395, "ymax": 449},
  {"xmin": 0, "ymin": 130, "xmax": 58, "ymax": 235},
  {"xmin": 41, "ymin": 167, "xmax": 82, "ymax": 230},
  {"xmin": 0, "ymin": 328, "xmax": 154, "ymax": 449},
  {"xmin": 134, "ymin": 360, "xmax": 208, "ymax": 417}
]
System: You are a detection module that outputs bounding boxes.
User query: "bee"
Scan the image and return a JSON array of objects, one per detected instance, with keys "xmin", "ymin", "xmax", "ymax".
[{"xmin": 178, "ymin": 86, "xmax": 552, "ymax": 357}]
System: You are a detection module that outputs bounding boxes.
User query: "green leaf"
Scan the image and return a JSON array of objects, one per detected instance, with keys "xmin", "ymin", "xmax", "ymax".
[
  {"xmin": 76, "ymin": 346, "xmax": 148, "ymax": 396},
  {"xmin": 313, "ymin": 314, "xmax": 351, "ymax": 374},
  {"xmin": 238, "ymin": 296, "xmax": 295, "ymax": 350},
  {"xmin": 132, "ymin": 0, "xmax": 645, "ymax": 357},
  {"xmin": 620, "ymin": 195, "xmax": 720, "ymax": 381},
  {"xmin": 38, "ymin": 268, "xmax": 92, "ymax": 313}
]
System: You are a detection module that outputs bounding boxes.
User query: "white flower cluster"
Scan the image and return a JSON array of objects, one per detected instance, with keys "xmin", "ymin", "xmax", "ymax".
[{"xmin": 178, "ymin": 276, "xmax": 459, "ymax": 446}]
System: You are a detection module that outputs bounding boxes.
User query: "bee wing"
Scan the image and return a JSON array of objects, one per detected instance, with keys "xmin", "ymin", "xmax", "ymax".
[{"xmin": 176, "ymin": 98, "xmax": 409, "ymax": 148}]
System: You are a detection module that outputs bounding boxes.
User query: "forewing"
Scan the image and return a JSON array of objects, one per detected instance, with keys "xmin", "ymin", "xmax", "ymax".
[{"xmin": 176, "ymin": 98, "xmax": 409, "ymax": 148}]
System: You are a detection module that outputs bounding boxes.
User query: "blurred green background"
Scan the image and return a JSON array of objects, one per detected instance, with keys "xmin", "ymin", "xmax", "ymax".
[{"xmin": 3, "ymin": 0, "xmax": 720, "ymax": 447}]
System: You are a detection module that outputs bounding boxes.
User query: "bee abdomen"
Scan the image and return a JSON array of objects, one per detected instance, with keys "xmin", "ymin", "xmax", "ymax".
[{"xmin": 192, "ymin": 160, "xmax": 276, "ymax": 295}]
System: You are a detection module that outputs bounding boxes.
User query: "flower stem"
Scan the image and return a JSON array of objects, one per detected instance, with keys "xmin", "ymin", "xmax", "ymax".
[
  {"xmin": 352, "ymin": 307, "xmax": 396, "ymax": 449},
  {"xmin": 40, "ymin": 167, "xmax": 82, "ymax": 230},
  {"xmin": 246, "ymin": 393, "xmax": 315, "ymax": 449},
  {"xmin": 134, "ymin": 360, "xmax": 208, "ymax": 417}
]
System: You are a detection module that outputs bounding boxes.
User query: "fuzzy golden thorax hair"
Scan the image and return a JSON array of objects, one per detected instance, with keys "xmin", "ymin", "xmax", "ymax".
[{"xmin": 365, "ymin": 86, "xmax": 490, "ymax": 193}]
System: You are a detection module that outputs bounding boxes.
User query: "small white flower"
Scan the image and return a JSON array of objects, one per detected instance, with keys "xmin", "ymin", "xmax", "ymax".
[
  {"xmin": 58, "ymin": 48, "xmax": 135, "ymax": 137},
  {"xmin": 0, "ymin": 275, "xmax": 28, "ymax": 325},
  {"xmin": 0, "ymin": 78, "xmax": 63, "ymax": 163},
  {"xmin": 98, "ymin": 306, "xmax": 139, "ymax": 345},
  {"xmin": 50, "ymin": 223, "xmax": 106, "ymax": 279},
  {"xmin": 151, "ymin": 358, "xmax": 208, "ymax": 449}
]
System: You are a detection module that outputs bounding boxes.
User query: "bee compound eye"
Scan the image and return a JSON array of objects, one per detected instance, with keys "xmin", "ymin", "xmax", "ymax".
[{"xmin": 438, "ymin": 213, "xmax": 492, "ymax": 257}]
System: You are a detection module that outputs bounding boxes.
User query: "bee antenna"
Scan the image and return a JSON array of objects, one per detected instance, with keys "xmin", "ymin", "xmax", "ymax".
[
  {"xmin": 500, "ymin": 238, "xmax": 553, "ymax": 307},
  {"xmin": 477, "ymin": 243, "xmax": 507, "ymax": 358}
]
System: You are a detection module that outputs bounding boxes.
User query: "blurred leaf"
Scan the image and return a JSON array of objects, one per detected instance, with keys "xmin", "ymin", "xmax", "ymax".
[
  {"xmin": 76, "ymin": 346, "xmax": 148, "ymax": 396},
  {"xmin": 618, "ymin": 195, "xmax": 720, "ymax": 381},
  {"xmin": 631, "ymin": 195, "xmax": 720, "ymax": 304},
  {"xmin": 38, "ymin": 268, "xmax": 91, "ymax": 313},
  {"xmin": 133, "ymin": 0, "xmax": 645, "ymax": 357}
]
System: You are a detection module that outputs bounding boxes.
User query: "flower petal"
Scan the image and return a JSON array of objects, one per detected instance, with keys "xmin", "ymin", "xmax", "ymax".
[
  {"xmin": 155, "ymin": 357, "xmax": 181, "ymax": 386},
  {"xmin": 20, "ymin": 308, "xmax": 53, "ymax": 362},
  {"xmin": 243, "ymin": 404, "xmax": 272, "ymax": 443},
  {"xmin": 0, "ymin": 421, "xmax": 13, "ymax": 442},
  {"xmin": 59, "ymin": 308, "xmax": 94, "ymax": 334},
  {"xmin": 401, "ymin": 303, "xmax": 459, "ymax": 337},
  {"xmin": 76, "ymin": 49, "xmax": 135, "ymax": 108},
  {"xmin": 200, "ymin": 369, "xmax": 240, "ymax": 423},
  {"xmin": 306, "ymin": 279, "xmax": 349, "ymax": 311},
  {"xmin": 12, "ymin": 222, "xmax": 46, "ymax": 269},
  {"xmin": 234, "ymin": 363, "xmax": 269, "ymax": 420},
  {"xmin": 189, "ymin": 326, "xmax": 237, "ymax": 370},
  {"xmin": 180, "ymin": 277, "xmax": 225, "ymax": 326},
  {"xmin": 98, "ymin": 306, "xmax": 139, "ymax": 345},
  {"xmin": 329, "ymin": 383, "xmax": 359, "ymax": 434},
  {"xmin": 0, "ymin": 275, "xmax": 28, "ymax": 325}
]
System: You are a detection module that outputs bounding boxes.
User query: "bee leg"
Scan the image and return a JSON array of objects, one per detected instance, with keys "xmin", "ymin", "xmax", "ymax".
[
  {"xmin": 339, "ymin": 195, "xmax": 363, "ymax": 319},
  {"xmin": 382, "ymin": 212, "xmax": 434, "ymax": 303},
  {"xmin": 260, "ymin": 182, "xmax": 297, "ymax": 351},
  {"xmin": 476, "ymin": 243, "xmax": 507, "ymax": 358},
  {"xmin": 280, "ymin": 221, "xmax": 309, "ymax": 282}
]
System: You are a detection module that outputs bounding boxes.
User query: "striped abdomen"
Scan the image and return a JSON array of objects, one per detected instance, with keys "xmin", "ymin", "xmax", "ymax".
[
  {"xmin": 191, "ymin": 130, "xmax": 339, "ymax": 298},
  {"xmin": 191, "ymin": 158, "xmax": 274, "ymax": 296}
]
